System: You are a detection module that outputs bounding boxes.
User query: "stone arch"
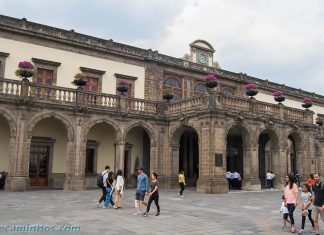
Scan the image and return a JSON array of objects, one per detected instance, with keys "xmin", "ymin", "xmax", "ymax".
[
  {"xmin": 124, "ymin": 121, "xmax": 157, "ymax": 146},
  {"xmin": 0, "ymin": 107, "xmax": 17, "ymax": 138},
  {"xmin": 169, "ymin": 121, "xmax": 200, "ymax": 186},
  {"xmin": 286, "ymin": 129, "xmax": 304, "ymax": 151},
  {"xmin": 27, "ymin": 111, "xmax": 74, "ymax": 141},
  {"xmin": 254, "ymin": 126, "xmax": 280, "ymax": 147},
  {"xmin": 224, "ymin": 122, "xmax": 251, "ymax": 146},
  {"xmin": 286, "ymin": 128, "xmax": 305, "ymax": 175},
  {"xmin": 255, "ymin": 126, "xmax": 281, "ymax": 188},
  {"xmin": 83, "ymin": 117, "xmax": 122, "ymax": 142},
  {"xmin": 169, "ymin": 121, "xmax": 201, "ymax": 145}
]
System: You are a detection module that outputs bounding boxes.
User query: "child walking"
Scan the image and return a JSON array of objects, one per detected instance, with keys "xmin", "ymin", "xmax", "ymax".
[
  {"xmin": 298, "ymin": 183, "xmax": 315, "ymax": 234},
  {"xmin": 280, "ymin": 195, "xmax": 291, "ymax": 229},
  {"xmin": 178, "ymin": 170, "xmax": 186, "ymax": 197},
  {"xmin": 143, "ymin": 172, "xmax": 160, "ymax": 217}
]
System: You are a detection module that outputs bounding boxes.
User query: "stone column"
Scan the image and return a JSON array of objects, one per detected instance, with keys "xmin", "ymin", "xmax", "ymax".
[
  {"xmin": 272, "ymin": 147, "xmax": 288, "ymax": 189},
  {"xmin": 68, "ymin": 118, "xmax": 86, "ymax": 191},
  {"xmin": 242, "ymin": 145, "xmax": 261, "ymax": 191},
  {"xmin": 197, "ymin": 123, "xmax": 228, "ymax": 193},
  {"xmin": 115, "ymin": 141, "xmax": 125, "ymax": 172},
  {"xmin": 183, "ymin": 133, "xmax": 188, "ymax": 176},
  {"xmin": 63, "ymin": 140, "xmax": 75, "ymax": 190},
  {"xmin": 188, "ymin": 134, "xmax": 194, "ymax": 178},
  {"xmin": 6, "ymin": 110, "xmax": 30, "ymax": 191},
  {"xmin": 150, "ymin": 144, "xmax": 158, "ymax": 173},
  {"xmin": 166, "ymin": 144, "xmax": 180, "ymax": 188}
]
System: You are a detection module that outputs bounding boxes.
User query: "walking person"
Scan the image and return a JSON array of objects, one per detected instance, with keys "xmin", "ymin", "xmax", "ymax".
[
  {"xmin": 280, "ymin": 195, "xmax": 291, "ymax": 229},
  {"xmin": 266, "ymin": 170, "xmax": 272, "ymax": 189},
  {"xmin": 178, "ymin": 170, "xmax": 186, "ymax": 197},
  {"xmin": 308, "ymin": 173, "xmax": 315, "ymax": 191},
  {"xmin": 134, "ymin": 166, "xmax": 148, "ymax": 215},
  {"xmin": 270, "ymin": 171, "xmax": 275, "ymax": 189},
  {"xmin": 312, "ymin": 173, "xmax": 324, "ymax": 235},
  {"xmin": 298, "ymin": 183, "xmax": 315, "ymax": 234},
  {"xmin": 295, "ymin": 170, "xmax": 301, "ymax": 188},
  {"xmin": 103, "ymin": 173, "xmax": 115, "ymax": 209},
  {"xmin": 113, "ymin": 169, "xmax": 124, "ymax": 209},
  {"xmin": 226, "ymin": 171, "xmax": 233, "ymax": 189},
  {"xmin": 96, "ymin": 165, "xmax": 110, "ymax": 207},
  {"xmin": 284, "ymin": 174, "xmax": 298, "ymax": 233},
  {"xmin": 143, "ymin": 172, "xmax": 160, "ymax": 217}
]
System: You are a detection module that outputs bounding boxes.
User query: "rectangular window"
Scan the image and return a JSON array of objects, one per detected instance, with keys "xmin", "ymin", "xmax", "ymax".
[
  {"xmin": 85, "ymin": 76, "xmax": 99, "ymax": 92},
  {"xmin": 36, "ymin": 68, "xmax": 54, "ymax": 96},
  {"xmin": 85, "ymin": 148, "xmax": 95, "ymax": 174},
  {"xmin": 116, "ymin": 81, "xmax": 132, "ymax": 97}
]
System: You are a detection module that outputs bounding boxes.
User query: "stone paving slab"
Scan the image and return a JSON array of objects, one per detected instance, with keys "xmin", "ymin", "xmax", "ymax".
[{"xmin": 0, "ymin": 188, "xmax": 321, "ymax": 235}]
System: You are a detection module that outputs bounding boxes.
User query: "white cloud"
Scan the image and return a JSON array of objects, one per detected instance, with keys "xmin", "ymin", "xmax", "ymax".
[{"xmin": 1, "ymin": 0, "xmax": 323, "ymax": 93}]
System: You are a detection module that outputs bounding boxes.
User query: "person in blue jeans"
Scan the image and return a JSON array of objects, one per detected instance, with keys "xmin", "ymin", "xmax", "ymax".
[
  {"xmin": 134, "ymin": 166, "xmax": 148, "ymax": 215},
  {"xmin": 103, "ymin": 176, "xmax": 115, "ymax": 208}
]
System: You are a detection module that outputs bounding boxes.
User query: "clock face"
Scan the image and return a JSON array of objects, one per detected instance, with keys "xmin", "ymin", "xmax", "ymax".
[{"xmin": 199, "ymin": 53, "xmax": 207, "ymax": 64}]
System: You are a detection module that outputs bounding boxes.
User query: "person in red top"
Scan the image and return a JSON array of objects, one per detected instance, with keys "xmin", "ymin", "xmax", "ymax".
[
  {"xmin": 284, "ymin": 174, "xmax": 298, "ymax": 233},
  {"xmin": 308, "ymin": 173, "xmax": 315, "ymax": 189}
]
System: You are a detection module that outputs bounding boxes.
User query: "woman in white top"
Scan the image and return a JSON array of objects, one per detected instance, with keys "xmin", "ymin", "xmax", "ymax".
[{"xmin": 113, "ymin": 169, "xmax": 124, "ymax": 209}]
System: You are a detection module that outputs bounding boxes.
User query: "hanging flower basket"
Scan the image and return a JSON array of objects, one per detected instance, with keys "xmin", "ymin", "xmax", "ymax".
[
  {"xmin": 302, "ymin": 98, "xmax": 312, "ymax": 109},
  {"xmin": 244, "ymin": 83, "xmax": 258, "ymax": 98},
  {"xmin": 315, "ymin": 117, "xmax": 323, "ymax": 126},
  {"xmin": 273, "ymin": 91, "xmax": 285, "ymax": 103},
  {"xmin": 163, "ymin": 93, "xmax": 174, "ymax": 101},
  {"xmin": 15, "ymin": 61, "xmax": 34, "ymax": 80},
  {"xmin": 117, "ymin": 80, "xmax": 129, "ymax": 95},
  {"xmin": 72, "ymin": 73, "xmax": 87, "ymax": 87},
  {"xmin": 203, "ymin": 74, "xmax": 218, "ymax": 89}
]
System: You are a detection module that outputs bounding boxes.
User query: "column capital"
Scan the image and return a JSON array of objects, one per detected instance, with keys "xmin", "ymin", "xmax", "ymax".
[{"xmin": 115, "ymin": 141, "xmax": 125, "ymax": 145}]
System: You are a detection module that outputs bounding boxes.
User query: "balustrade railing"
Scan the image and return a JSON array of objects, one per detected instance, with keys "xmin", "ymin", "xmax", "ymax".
[
  {"xmin": 169, "ymin": 95, "xmax": 208, "ymax": 115},
  {"xmin": 221, "ymin": 95, "xmax": 251, "ymax": 112},
  {"xmin": 0, "ymin": 78, "xmax": 313, "ymax": 123},
  {"xmin": 0, "ymin": 78, "xmax": 21, "ymax": 96}
]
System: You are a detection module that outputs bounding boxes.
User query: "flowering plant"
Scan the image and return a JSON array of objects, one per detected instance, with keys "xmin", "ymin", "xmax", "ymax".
[
  {"xmin": 272, "ymin": 91, "xmax": 284, "ymax": 97},
  {"xmin": 244, "ymin": 83, "xmax": 257, "ymax": 90},
  {"xmin": 74, "ymin": 73, "xmax": 86, "ymax": 80},
  {"xmin": 71, "ymin": 73, "xmax": 87, "ymax": 86},
  {"xmin": 18, "ymin": 61, "xmax": 34, "ymax": 69},
  {"xmin": 203, "ymin": 74, "xmax": 217, "ymax": 81},
  {"xmin": 15, "ymin": 61, "xmax": 34, "ymax": 79},
  {"xmin": 302, "ymin": 98, "xmax": 312, "ymax": 103}
]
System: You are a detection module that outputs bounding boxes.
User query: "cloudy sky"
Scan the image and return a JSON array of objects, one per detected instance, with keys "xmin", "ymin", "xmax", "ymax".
[{"xmin": 1, "ymin": 0, "xmax": 324, "ymax": 94}]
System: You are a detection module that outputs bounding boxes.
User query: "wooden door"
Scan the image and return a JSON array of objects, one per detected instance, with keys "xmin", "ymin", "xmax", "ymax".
[
  {"xmin": 29, "ymin": 145, "xmax": 50, "ymax": 186},
  {"xmin": 36, "ymin": 68, "xmax": 53, "ymax": 97}
]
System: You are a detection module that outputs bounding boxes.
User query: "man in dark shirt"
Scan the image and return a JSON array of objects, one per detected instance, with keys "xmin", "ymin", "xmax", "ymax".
[{"xmin": 312, "ymin": 173, "xmax": 324, "ymax": 235}]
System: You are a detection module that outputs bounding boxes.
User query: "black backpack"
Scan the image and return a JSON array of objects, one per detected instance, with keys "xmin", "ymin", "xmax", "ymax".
[{"xmin": 97, "ymin": 172, "xmax": 107, "ymax": 187}]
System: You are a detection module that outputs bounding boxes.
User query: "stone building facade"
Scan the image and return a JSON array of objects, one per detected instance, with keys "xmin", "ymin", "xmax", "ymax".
[{"xmin": 0, "ymin": 15, "xmax": 324, "ymax": 193}]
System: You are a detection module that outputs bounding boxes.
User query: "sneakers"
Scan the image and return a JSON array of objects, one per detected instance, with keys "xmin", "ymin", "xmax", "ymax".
[
  {"xmin": 143, "ymin": 212, "xmax": 149, "ymax": 217},
  {"xmin": 133, "ymin": 212, "xmax": 141, "ymax": 216},
  {"xmin": 102, "ymin": 206, "xmax": 108, "ymax": 209},
  {"xmin": 298, "ymin": 229, "xmax": 304, "ymax": 234},
  {"xmin": 155, "ymin": 212, "xmax": 160, "ymax": 216}
]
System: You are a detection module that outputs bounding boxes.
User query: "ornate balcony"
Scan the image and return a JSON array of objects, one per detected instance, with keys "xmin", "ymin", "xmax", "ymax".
[{"xmin": 0, "ymin": 78, "xmax": 314, "ymax": 124}]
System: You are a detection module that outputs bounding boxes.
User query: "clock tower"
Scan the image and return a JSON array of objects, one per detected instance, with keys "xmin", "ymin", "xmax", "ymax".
[{"xmin": 189, "ymin": 40, "xmax": 215, "ymax": 67}]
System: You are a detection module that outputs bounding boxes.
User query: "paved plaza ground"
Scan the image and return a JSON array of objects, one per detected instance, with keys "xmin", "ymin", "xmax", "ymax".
[{"xmin": 0, "ymin": 188, "xmax": 321, "ymax": 235}]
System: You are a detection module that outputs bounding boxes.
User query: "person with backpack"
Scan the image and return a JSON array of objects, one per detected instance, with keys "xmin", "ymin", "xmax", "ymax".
[
  {"xmin": 103, "ymin": 173, "xmax": 115, "ymax": 209},
  {"xmin": 96, "ymin": 165, "xmax": 110, "ymax": 207}
]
